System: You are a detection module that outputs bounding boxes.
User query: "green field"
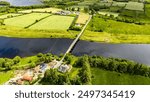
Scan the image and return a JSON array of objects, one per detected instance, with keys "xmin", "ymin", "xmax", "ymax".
[
  {"xmin": 30, "ymin": 15, "xmax": 74, "ymax": 30},
  {"xmin": 0, "ymin": 25, "xmax": 78, "ymax": 38},
  {"xmin": 0, "ymin": 13, "xmax": 22, "ymax": 19},
  {"xmin": 125, "ymin": 2, "xmax": 144, "ymax": 11},
  {"xmin": 92, "ymin": 68, "xmax": 150, "ymax": 85},
  {"xmin": 0, "ymin": 71, "xmax": 14, "ymax": 84},
  {"xmin": 112, "ymin": 1, "xmax": 127, "ymax": 7},
  {"xmin": 4, "ymin": 13, "xmax": 50, "ymax": 28},
  {"xmin": 19, "ymin": 8, "xmax": 62, "ymax": 13},
  {"xmin": 80, "ymin": 15, "xmax": 150, "ymax": 43},
  {"xmin": 87, "ymin": 17, "xmax": 150, "ymax": 35}
]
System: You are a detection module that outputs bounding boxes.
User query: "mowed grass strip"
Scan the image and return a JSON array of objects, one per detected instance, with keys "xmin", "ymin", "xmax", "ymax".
[
  {"xmin": 92, "ymin": 68, "xmax": 150, "ymax": 85},
  {"xmin": 30, "ymin": 15, "xmax": 74, "ymax": 30},
  {"xmin": 4, "ymin": 13, "xmax": 50, "ymax": 28}
]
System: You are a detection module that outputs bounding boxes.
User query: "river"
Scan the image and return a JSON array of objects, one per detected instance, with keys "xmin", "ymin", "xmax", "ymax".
[
  {"xmin": 0, "ymin": 0, "xmax": 42, "ymax": 6},
  {"xmin": 0, "ymin": 37, "xmax": 150, "ymax": 65}
]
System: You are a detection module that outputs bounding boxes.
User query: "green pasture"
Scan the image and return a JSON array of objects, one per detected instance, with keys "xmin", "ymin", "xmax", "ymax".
[
  {"xmin": 125, "ymin": 2, "xmax": 144, "ymax": 11},
  {"xmin": 87, "ymin": 17, "xmax": 150, "ymax": 35},
  {"xmin": 112, "ymin": 1, "xmax": 127, "ymax": 7},
  {"xmin": 0, "ymin": 13, "xmax": 22, "ymax": 19},
  {"xmin": 92, "ymin": 68, "xmax": 150, "ymax": 85},
  {"xmin": 4, "ymin": 13, "xmax": 50, "ymax": 28},
  {"xmin": 30, "ymin": 15, "xmax": 74, "ymax": 30},
  {"xmin": 0, "ymin": 71, "xmax": 14, "ymax": 84}
]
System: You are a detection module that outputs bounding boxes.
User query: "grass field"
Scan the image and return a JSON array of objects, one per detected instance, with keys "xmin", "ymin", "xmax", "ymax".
[
  {"xmin": 76, "ymin": 13, "xmax": 90, "ymax": 24},
  {"xmin": 82, "ymin": 16, "xmax": 150, "ymax": 43},
  {"xmin": 19, "ymin": 8, "xmax": 62, "ymax": 13},
  {"xmin": 30, "ymin": 15, "xmax": 74, "ymax": 30},
  {"xmin": 87, "ymin": 17, "xmax": 150, "ymax": 34},
  {"xmin": 92, "ymin": 68, "xmax": 150, "ymax": 85},
  {"xmin": 0, "ymin": 13, "xmax": 22, "ymax": 19},
  {"xmin": 81, "ymin": 29, "xmax": 150, "ymax": 43},
  {"xmin": 4, "ymin": 13, "xmax": 50, "ymax": 28},
  {"xmin": 112, "ymin": 1, "xmax": 127, "ymax": 7},
  {"xmin": 0, "ymin": 71, "xmax": 14, "ymax": 84},
  {"xmin": 125, "ymin": 2, "xmax": 144, "ymax": 11},
  {"xmin": 0, "ymin": 25, "xmax": 79, "ymax": 38}
]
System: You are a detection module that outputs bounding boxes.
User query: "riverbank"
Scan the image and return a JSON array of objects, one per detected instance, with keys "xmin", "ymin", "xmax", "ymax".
[
  {"xmin": 0, "ymin": 25, "xmax": 78, "ymax": 38},
  {"xmin": 1, "ymin": 25, "xmax": 150, "ymax": 44},
  {"xmin": 81, "ymin": 30, "xmax": 150, "ymax": 44},
  {"xmin": 2, "ymin": 53, "xmax": 150, "ymax": 85}
]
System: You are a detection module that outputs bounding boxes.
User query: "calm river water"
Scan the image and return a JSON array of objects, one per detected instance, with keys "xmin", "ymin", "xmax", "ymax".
[
  {"xmin": 0, "ymin": 37, "xmax": 150, "ymax": 65},
  {"xmin": 0, "ymin": 0, "xmax": 42, "ymax": 6}
]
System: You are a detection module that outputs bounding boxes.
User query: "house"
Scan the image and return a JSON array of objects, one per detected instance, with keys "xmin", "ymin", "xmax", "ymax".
[
  {"xmin": 58, "ymin": 64, "xmax": 70, "ymax": 73},
  {"xmin": 22, "ymin": 74, "xmax": 33, "ymax": 82},
  {"xmin": 40, "ymin": 63, "xmax": 48, "ymax": 72},
  {"xmin": 49, "ymin": 60, "xmax": 58, "ymax": 68},
  {"xmin": 55, "ymin": 10, "xmax": 71, "ymax": 15}
]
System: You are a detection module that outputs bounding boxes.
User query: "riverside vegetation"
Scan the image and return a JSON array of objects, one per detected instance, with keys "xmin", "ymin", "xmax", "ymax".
[{"xmin": 1, "ymin": 53, "xmax": 150, "ymax": 85}]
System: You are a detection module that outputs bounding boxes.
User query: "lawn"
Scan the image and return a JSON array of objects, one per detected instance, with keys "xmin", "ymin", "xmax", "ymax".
[
  {"xmin": 30, "ymin": 15, "xmax": 75, "ymax": 30},
  {"xmin": 91, "ymin": 68, "xmax": 150, "ymax": 85},
  {"xmin": 19, "ymin": 8, "xmax": 62, "ymax": 13},
  {"xmin": 4, "ymin": 13, "xmax": 50, "ymax": 28},
  {"xmin": 0, "ymin": 71, "xmax": 14, "ymax": 85},
  {"xmin": 76, "ymin": 13, "xmax": 90, "ymax": 24},
  {"xmin": 0, "ymin": 13, "xmax": 22, "ymax": 19}
]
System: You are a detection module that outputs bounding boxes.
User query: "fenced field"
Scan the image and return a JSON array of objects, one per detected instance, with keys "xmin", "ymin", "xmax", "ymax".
[
  {"xmin": 125, "ymin": 2, "xmax": 144, "ymax": 11},
  {"xmin": 19, "ymin": 8, "xmax": 62, "ymax": 13},
  {"xmin": 76, "ymin": 13, "xmax": 90, "ymax": 24},
  {"xmin": 4, "ymin": 13, "xmax": 50, "ymax": 28},
  {"xmin": 0, "ymin": 13, "xmax": 22, "ymax": 19},
  {"xmin": 29, "ymin": 15, "xmax": 74, "ymax": 30}
]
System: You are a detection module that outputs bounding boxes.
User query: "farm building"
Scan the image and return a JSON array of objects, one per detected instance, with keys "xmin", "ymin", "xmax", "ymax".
[
  {"xmin": 22, "ymin": 74, "xmax": 33, "ymax": 82},
  {"xmin": 58, "ymin": 64, "xmax": 70, "ymax": 73},
  {"xmin": 55, "ymin": 11, "xmax": 71, "ymax": 15},
  {"xmin": 40, "ymin": 63, "xmax": 48, "ymax": 72}
]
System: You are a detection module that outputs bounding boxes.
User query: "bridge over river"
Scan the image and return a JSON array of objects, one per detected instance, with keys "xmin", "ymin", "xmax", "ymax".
[{"xmin": 54, "ymin": 15, "xmax": 92, "ymax": 68}]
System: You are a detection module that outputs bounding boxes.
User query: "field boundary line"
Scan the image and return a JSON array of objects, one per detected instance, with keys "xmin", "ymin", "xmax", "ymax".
[{"xmin": 25, "ymin": 14, "xmax": 52, "ymax": 29}]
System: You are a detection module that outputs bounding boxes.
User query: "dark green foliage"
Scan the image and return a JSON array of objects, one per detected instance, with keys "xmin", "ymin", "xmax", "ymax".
[
  {"xmin": 13, "ymin": 56, "xmax": 21, "ymax": 64},
  {"xmin": 0, "ymin": 1, "xmax": 10, "ymax": 6},
  {"xmin": 87, "ymin": 56, "xmax": 150, "ymax": 78},
  {"xmin": 41, "ymin": 69, "xmax": 71, "ymax": 85},
  {"xmin": 64, "ymin": 53, "xmax": 74, "ymax": 64},
  {"xmin": 78, "ymin": 55, "xmax": 91, "ymax": 84}
]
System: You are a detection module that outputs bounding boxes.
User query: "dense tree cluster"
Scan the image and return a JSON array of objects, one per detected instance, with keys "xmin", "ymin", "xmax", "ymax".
[
  {"xmin": 0, "ymin": 1, "xmax": 10, "ymax": 6},
  {"xmin": 41, "ymin": 69, "xmax": 71, "ymax": 85},
  {"xmin": 78, "ymin": 55, "xmax": 91, "ymax": 84},
  {"xmin": 0, "ymin": 56, "xmax": 21, "ymax": 70},
  {"xmin": 88, "ymin": 56, "xmax": 150, "ymax": 77},
  {"xmin": 37, "ymin": 53, "xmax": 53, "ymax": 63}
]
